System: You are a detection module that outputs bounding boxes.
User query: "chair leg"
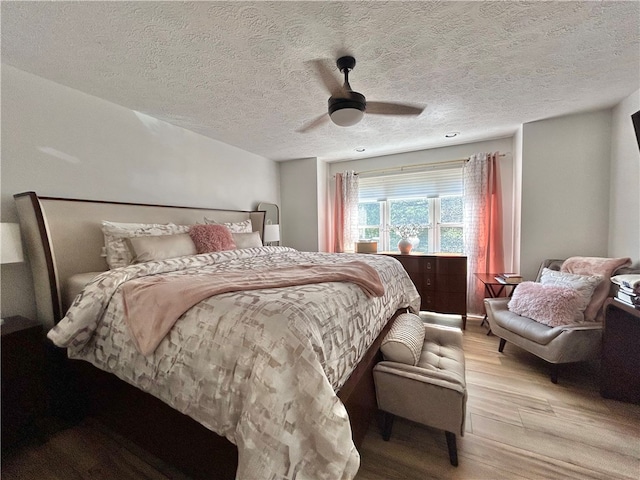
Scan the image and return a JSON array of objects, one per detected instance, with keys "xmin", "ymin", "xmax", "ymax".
[
  {"xmin": 381, "ymin": 412, "xmax": 394, "ymax": 441},
  {"xmin": 498, "ymin": 338, "xmax": 506, "ymax": 352},
  {"xmin": 550, "ymin": 364, "xmax": 559, "ymax": 384},
  {"xmin": 445, "ymin": 431, "xmax": 459, "ymax": 467}
]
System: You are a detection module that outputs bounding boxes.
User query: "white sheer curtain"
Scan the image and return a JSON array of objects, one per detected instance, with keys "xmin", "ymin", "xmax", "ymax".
[
  {"xmin": 464, "ymin": 152, "xmax": 504, "ymax": 315},
  {"xmin": 332, "ymin": 171, "xmax": 359, "ymax": 252}
]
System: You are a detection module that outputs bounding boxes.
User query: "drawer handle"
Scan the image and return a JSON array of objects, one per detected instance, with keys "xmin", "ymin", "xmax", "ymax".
[
  {"xmin": 427, "ymin": 262, "xmax": 432, "ymax": 269},
  {"xmin": 426, "ymin": 279, "xmax": 431, "ymax": 286}
]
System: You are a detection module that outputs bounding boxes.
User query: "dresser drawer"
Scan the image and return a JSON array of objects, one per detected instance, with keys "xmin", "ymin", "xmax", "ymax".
[
  {"xmin": 436, "ymin": 256, "xmax": 467, "ymax": 275},
  {"xmin": 436, "ymin": 274, "xmax": 467, "ymax": 293},
  {"xmin": 434, "ymin": 293, "xmax": 467, "ymax": 315}
]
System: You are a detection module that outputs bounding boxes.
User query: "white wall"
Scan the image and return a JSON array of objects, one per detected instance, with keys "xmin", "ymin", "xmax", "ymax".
[
  {"xmin": 608, "ymin": 89, "xmax": 640, "ymax": 262},
  {"xmin": 0, "ymin": 65, "xmax": 280, "ymax": 318},
  {"xmin": 511, "ymin": 126, "xmax": 524, "ymax": 274},
  {"xmin": 520, "ymin": 110, "xmax": 612, "ymax": 281},
  {"xmin": 279, "ymin": 157, "xmax": 320, "ymax": 251},
  {"xmin": 327, "ymin": 138, "xmax": 515, "ymax": 264}
]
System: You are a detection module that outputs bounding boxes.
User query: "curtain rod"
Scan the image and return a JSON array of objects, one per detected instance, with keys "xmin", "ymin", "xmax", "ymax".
[{"xmin": 355, "ymin": 154, "xmax": 506, "ymax": 176}]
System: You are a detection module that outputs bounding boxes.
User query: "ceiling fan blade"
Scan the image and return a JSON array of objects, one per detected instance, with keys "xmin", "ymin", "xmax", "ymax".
[
  {"xmin": 296, "ymin": 113, "xmax": 330, "ymax": 133},
  {"xmin": 309, "ymin": 59, "xmax": 347, "ymax": 97},
  {"xmin": 366, "ymin": 102, "xmax": 424, "ymax": 116}
]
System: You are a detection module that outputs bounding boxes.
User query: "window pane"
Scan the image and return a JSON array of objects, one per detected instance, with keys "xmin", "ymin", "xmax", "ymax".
[
  {"xmin": 358, "ymin": 202, "xmax": 380, "ymax": 226},
  {"xmin": 389, "ymin": 199, "xmax": 429, "ymax": 225},
  {"xmin": 389, "ymin": 227, "xmax": 429, "ymax": 253},
  {"xmin": 440, "ymin": 227, "xmax": 463, "ymax": 253},
  {"xmin": 359, "ymin": 227, "xmax": 380, "ymax": 242},
  {"xmin": 440, "ymin": 196, "xmax": 463, "ymax": 223}
]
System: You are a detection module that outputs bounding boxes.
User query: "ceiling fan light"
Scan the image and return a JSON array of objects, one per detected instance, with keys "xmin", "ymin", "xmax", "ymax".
[{"xmin": 330, "ymin": 107, "xmax": 365, "ymax": 127}]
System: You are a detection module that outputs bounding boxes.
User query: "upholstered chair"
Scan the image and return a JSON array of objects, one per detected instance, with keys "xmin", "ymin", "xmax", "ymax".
[
  {"xmin": 485, "ymin": 258, "xmax": 638, "ymax": 383},
  {"xmin": 373, "ymin": 313, "xmax": 467, "ymax": 466}
]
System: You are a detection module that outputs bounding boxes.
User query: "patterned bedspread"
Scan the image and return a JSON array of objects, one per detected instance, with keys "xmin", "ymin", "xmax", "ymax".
[{"xmin": 48, "ymin": 247, "xmax": 420, "ymax": 480}]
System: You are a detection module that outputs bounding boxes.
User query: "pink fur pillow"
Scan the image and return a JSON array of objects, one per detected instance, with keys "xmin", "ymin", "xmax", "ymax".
[
  {"xmin": 189, "ymin": 224, "xmax": 236, "ymax": 253},
  {"xmin": 508, "ymin": 281, "xmax": 584, "ymax": 327}
]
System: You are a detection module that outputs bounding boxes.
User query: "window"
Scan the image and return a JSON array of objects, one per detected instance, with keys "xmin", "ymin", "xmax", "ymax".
[{"xmin": 357, "ymin": 165, "xmax": 463, "ymax": 253}]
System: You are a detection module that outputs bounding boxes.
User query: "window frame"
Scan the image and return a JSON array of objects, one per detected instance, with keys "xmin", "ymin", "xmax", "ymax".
[{"xmin": 357, "ymin": 196, "xmax": 463, "ymax": 253}]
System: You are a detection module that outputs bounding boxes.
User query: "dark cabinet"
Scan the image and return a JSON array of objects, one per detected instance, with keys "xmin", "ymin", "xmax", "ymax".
[
  {"xmin": 1, "ymin": 316, "xmax": 46, "ymax": 449},
  {"xmin": 601, "ymin": 299, "xmax": 640, "ymax": 403},
  {"xmin": 381, "ymin": 253, "xmax": 467, "ymax": 328}
]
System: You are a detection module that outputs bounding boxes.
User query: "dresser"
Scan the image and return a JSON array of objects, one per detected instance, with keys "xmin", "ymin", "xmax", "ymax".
[
  {"xmin": 381, "ymin": 253, "xmax": 467, "ymax": 329},
  {"xmin": 600, "ymin": 298, "xmax": 640, "ymax": 403}
]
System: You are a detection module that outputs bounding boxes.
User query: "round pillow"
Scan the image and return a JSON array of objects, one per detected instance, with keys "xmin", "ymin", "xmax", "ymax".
[{"xmin": 381, "ymin": 313, "xmax": 425, "ymax": 365}]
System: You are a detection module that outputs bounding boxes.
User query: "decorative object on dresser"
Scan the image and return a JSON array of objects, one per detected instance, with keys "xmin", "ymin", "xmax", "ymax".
[
  {"xmin": 1, "ymin": 316, "xmax": 46, "ymax": 450},
  {"xmin": 390, "ymin": 224, "xmax": 422, "ymax": 254},
  {"xmin": 380, "ymin": 252, "xmax": 467, "ymax": 329},
  {"xmin": 600, "ymin": 298, "xmax": 640, "ymax": 403},
  {"xmin": 355, "ymin": 240, "xmax": 378, "ymax": 253}
]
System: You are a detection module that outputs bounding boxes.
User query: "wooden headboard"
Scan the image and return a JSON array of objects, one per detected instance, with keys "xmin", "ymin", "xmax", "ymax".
[{"xmin": 14, "ymin": 192, "xmax": 265, "ymax": 328}]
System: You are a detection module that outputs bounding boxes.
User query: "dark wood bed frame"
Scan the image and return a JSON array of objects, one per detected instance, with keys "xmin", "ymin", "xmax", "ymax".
[{"xmin": 15, "ymin": 191, "xmax": 400, "ymax": 479}]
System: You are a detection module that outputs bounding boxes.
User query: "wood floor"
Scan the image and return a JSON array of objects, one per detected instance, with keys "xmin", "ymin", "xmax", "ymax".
[{"xmin": 3, "ymin": 319, "xmax": 639, "ymax": 479}]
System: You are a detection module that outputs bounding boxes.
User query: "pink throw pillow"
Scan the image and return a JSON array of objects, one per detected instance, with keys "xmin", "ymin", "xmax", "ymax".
[
  {"xmin": 189, "ymin": 224, "xmax": 236, "ymax": 253},
  {"xmin": 508, "ymin": 281, "xmax": 584, "ymax": 327}
]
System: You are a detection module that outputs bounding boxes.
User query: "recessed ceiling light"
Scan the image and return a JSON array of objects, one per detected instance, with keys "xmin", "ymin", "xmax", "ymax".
[
  {"xmin": 444, "ymin": 132, "xmax": 459, "ymax": 138},
  {"xmin": 355, "ymin": 147, "xmax": 366, "ymax": 152}
]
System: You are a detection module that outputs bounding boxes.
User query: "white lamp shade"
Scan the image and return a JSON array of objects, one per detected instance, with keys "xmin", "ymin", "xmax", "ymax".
[
  {"xmin": 263, "ymin": 224, "xmax": 281, "ymax": 243},
  {"xmin": 1, "ymin": 223, "xmax": 24, "ymax": 264},
  {"xmin": 330, "ymin": 108, "xmax": 365, "ymax": 127}
]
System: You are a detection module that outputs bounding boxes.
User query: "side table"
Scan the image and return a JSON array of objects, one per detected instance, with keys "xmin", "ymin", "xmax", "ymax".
[
  {"xmin": 475, "ymin": 273, "xmax": 519, "ymax": 330},
  {"xmin": 1, "ymin": 315, "xmax": 46, "ymax": 449}
]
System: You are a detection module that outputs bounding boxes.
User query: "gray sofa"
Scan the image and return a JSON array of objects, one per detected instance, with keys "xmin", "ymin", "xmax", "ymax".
[{"xmin": 484, "ymin": 259, "xmax": 637, "ymax": 383}]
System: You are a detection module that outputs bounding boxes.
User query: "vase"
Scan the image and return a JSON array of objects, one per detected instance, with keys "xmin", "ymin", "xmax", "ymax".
[{"xmin": 398, "ymin": 238, "xmax": 413, "ymax": 254}]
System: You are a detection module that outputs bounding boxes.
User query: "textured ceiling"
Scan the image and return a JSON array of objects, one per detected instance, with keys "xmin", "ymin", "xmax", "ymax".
[{"xmin": 2, "ymin": 1, "xmax": 639, "ymax": 162}]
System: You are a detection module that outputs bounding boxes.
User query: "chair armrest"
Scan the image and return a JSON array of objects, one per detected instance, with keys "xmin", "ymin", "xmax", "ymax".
[
  {"xmin": 374, "ymin": 361, "xmax": 466, "ymax": 394},
  {"xmin": 423, "ymin": 323, "xmax": 463, "ymax": 346}
]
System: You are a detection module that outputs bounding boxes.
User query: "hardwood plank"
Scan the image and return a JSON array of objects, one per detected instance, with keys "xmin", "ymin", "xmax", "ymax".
[
  {"xmin": 470, "ymin": 412, "xmax": 640, "ymax": 479},
  {"xmin": 3, "ymin": 318, "xmax": 640, "ymax": 480}
]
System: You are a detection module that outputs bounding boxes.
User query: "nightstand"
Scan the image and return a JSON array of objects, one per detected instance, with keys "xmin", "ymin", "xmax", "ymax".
[{"xmin": 1, "ymin": 315, "xmax": 46, "ymax": 449}]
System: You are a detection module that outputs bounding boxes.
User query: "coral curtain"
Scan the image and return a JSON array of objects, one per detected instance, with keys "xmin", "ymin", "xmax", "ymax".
[
  {"xmin": 463, "ymin": 152, "xmax": 504, "ymax": 315},
  {"xmin": 331, "ymin": 171, "xmax": 359, "ymax": 253}
]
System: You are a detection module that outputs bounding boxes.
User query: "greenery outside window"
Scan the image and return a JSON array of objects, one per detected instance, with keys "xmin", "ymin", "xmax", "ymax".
[{"xmin": 357, "ymin": 165, "xmax": 463, "ymax": 253}]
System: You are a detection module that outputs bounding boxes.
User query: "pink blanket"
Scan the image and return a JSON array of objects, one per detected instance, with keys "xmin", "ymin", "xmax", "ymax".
[
  {"xmin": 561, "ymin": 256, "xmax": 632, "ymax": 321},
  {"xmin": 122, "ymin": 261, "xmax": 385, "ymax": 355}
]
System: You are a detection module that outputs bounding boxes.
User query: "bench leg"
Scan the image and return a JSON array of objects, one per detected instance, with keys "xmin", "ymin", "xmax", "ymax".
[
  {"xmin": 550, "ymin": 364, "xmax": 559, "ymax": 384},
  {"xmin": 445, "ymin": 431, "xmax": 458, "ymax": 466},
  {"xmin": 381, "ymin": 411, "xmax": 394, "ymax": 441},
  {"xmin": 498, "ymin": 338, "xmax": 506, "ymax": 352}
]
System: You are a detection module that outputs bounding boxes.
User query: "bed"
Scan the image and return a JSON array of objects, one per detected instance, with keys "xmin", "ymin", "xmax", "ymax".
[{"xmin": 14, "ymin": 191, "xmax": 421, "ymax": 480}]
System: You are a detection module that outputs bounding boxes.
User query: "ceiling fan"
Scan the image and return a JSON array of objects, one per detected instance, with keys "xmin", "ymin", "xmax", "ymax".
[{"xmin": 298, "ymin": 56, "xmax": 424, "ymax": 133}]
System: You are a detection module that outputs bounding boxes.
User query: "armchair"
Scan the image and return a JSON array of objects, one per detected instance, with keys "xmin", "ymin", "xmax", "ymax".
[{"xmin": 485, "ymin": 259, "xmax": 637, "ymax": 383}]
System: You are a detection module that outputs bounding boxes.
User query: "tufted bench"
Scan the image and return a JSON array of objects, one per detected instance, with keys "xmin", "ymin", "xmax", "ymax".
[{"xmin": 373, "ymin": 313, "xmax": 467, "ymax": 466}]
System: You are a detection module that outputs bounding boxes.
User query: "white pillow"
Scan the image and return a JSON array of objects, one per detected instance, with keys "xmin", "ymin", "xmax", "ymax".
[
  {"xmin": 232, "ymin": 231, "xmax": 263, "ymax": 249},
  {"xmin": 381, "ymin": 313, "xmax": 425, "ymax": 365},
  {"xmin": 203, "ymin": 217, "xmax": 252, "ymax": 233},
  {"xmin": 539, "ymin": 268, "xmax": 603, "ymax": 322},
  {"xmin": 101, "ymin": 221, "xmax": 190, "ymax": 269},
  {"xmin": 126, "ymin": 233, "xmax": 196, "ymax": 263}
]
